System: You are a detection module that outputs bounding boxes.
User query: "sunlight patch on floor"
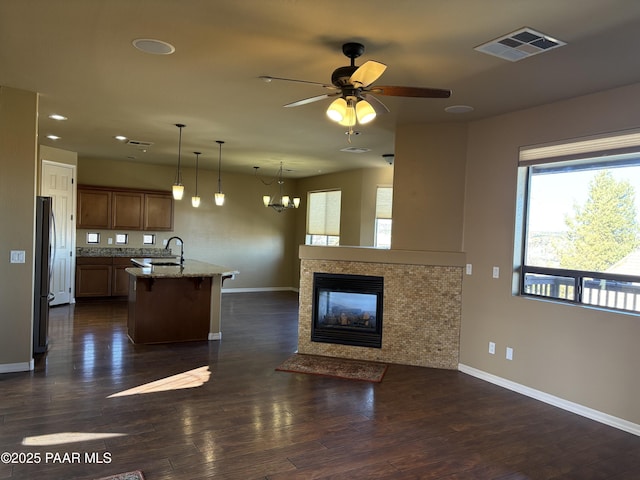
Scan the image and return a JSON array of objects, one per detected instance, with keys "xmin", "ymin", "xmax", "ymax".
[
  {"xmin": 107, "ymin": 365, "xmax": 211, "ymax": 398},
  {"xmin": 22, "ymin": 432, "xmax": 127, "ymax": 446}
]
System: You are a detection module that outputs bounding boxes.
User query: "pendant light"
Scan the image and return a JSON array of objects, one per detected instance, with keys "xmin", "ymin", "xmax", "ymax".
[
  {"xmin": 172, "ymin": 123, "xmax": 186, "ymax": 200},
  {"xmin": 214, "ymin": 140, "xmax": 225, "ymax": 206},
  {"xmin": 191, "ymin": 151, "xmax": 201, "ymax": 208}
]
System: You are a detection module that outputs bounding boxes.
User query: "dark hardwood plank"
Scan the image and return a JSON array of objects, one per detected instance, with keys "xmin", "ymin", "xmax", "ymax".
[{"xmin": 0, "ymin": 291, "xmax": 637, "ymax": 479}]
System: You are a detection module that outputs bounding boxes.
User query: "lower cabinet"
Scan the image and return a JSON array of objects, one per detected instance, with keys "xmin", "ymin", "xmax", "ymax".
[
  {"xmin": 76, "ymin": 257, "xmax": 133, "ymax": 298},
  {"xmin": 112, "ymin": 258, "xmax": 133, "ymax": 296}
]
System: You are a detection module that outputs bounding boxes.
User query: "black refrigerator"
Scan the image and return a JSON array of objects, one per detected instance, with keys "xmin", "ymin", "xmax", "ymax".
[{"xmin": 34, "ymin": 196, "xmax": 55, "ymax": 354}]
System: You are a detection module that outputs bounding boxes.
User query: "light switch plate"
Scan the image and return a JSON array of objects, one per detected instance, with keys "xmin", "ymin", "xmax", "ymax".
[
  {"xmin": 465, "ymin": 264, "xmax": 472, "ymax": 275},
  {"xmin": 492, "ymin": 266, "xmax": 500, "ymax": 278},
  {"xmin": 10, "ymin": 250, "xmax": 26, "ymax": 263},
  {"xmin": 506, "ymin": 347, "xmax": 514, "ymax": 360}
]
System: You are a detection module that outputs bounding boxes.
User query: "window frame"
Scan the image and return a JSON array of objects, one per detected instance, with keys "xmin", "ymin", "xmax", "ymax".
[{"xmin": 517, "ymin": 129, "xmax": 640, "ymax": 314}]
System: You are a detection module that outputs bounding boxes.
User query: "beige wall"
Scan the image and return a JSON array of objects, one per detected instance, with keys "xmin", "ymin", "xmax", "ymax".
[
  {"xmin": 458, "ymin": 83, "xmax": 640, "ymax": 425},
  {"xmin": 77, "ymin": 157, "xmax": 298, "ymax": 290},
  {"xmin": 0, "ymin": 86, "xmax": 38, "ymax": 369},
  {"xmin": 392, "ymin": 122, "xmax": 467, "ymax": 252}
]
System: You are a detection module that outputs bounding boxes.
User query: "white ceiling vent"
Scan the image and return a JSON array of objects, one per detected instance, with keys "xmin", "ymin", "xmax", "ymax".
[
  {"xmin": 126, "ymin": 140, "xmax": 154, "ymax": 147},
  {"xmin": 475, "ymin": 27, "xmax": 566, "ymax": 62}
]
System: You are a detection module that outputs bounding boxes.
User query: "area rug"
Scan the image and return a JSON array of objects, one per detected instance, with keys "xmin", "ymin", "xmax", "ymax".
[
  {"xmin": 94, "ymin": 471, "xmax": 145, "ymax": 480},
  {"xmin": 276, "ymin": 354, "xmax": 388, "ymax": 383}
]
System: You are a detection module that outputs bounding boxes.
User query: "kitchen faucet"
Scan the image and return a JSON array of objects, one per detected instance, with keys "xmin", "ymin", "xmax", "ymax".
[{"xmin": 165, "ymin": 236, "xmax": 184, "ymax": 265}]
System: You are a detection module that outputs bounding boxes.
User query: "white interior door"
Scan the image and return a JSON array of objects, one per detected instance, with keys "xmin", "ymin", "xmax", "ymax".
[{"xmin": 41, "ymin": 161, "xmax": 75, "ymax": 306}]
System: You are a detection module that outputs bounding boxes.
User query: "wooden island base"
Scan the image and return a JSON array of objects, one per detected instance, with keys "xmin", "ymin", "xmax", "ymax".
[
  {"xmin": 128, "ymin": 276, "xmax": 212, "ymax": 344},
  {"xmin": 126, "ymin": 258, "xmax": 237, "ymax": 344}
]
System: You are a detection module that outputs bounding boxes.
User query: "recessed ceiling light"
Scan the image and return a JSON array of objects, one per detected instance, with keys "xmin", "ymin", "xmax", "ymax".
[
  {"xmin": 48, "ymin": 114, "xmax": 67, "ymax": 121},
  {"xmin": 445, "ymin": 105, "xmax": 474, "ymax": 114},
  {"xmin": 132, "ymin": 38, "xmax": 175, "ymax": 55},
  {"xmin": 46, "ymin": 135, "xmax": 60, "ymax": 140},
  {"xmin": 114, "ymin": 135, "xmax": 127, "ymax": 141},
  {"xmin": 340, "ymin": 146, "xmax": 370, "ymax": 153}
]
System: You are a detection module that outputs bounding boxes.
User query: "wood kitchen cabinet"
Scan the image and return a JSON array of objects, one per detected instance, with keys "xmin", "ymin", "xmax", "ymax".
[
  {"xmin": 112, "ymin": 257, "xmax": 133, "ymax": 296},
  {"xmin": 112, "ymin": 191, "xmax": 144, "ymax": 230},
  {"xmin": 75, "ymin": 257, "xmax": 112, "ymax": 297},
  {"xmin": 76, "ymin": 257, "xmax": 135, "ymax": 298},
  {"xmin": 77, "ymin": 185, "xmax": 173, "ymax": 231},
  {"xmin": 144, "ymin": 193, "xmax": 174, "ymax": 231},
  {"xmin": 77, "ymin": 188, "xmax": 111, "ymax": 229}
]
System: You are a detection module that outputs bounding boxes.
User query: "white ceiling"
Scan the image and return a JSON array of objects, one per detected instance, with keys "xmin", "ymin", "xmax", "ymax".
[{"xmin": 2, "ymin": 0, "xmax": 640, "ymax": 178}]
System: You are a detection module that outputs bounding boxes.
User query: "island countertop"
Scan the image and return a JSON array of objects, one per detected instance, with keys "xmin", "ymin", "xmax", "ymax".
[{"xmin": 127, "ymin": 258, "xmax": 238, "ymax": 278}]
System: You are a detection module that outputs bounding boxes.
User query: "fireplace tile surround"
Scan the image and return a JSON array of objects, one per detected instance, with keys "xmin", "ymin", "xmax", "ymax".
[{"xmin": 299, "ymin": 246, "xmax": 465, "ymax": 369}]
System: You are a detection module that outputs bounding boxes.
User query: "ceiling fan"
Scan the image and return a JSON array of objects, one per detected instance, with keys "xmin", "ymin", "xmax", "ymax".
[{"xmin": 260, "ymin": 42, "xmax": 451, "ymax": 131}]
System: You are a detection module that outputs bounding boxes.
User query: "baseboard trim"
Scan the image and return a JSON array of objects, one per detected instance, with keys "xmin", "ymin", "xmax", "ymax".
[
  {"xmin": 222, "ymin": 287, "xmax": 299, "ymax": 293},
  {"xmin": 208, "ymin": 332, "xmax": 222, "ymax": 341},
  {"xmin": 458, "ymin": 363, "xmax": 640, "ymax": 437},
  {"xmin": 0, "ymin": 359, "xmax": 34, "ymax": 374}
]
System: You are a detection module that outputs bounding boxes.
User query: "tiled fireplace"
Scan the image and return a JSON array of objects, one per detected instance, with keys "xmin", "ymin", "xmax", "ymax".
[{"xmin": 298, "ymin": 246, "xmax": 465, "ymax": 369}]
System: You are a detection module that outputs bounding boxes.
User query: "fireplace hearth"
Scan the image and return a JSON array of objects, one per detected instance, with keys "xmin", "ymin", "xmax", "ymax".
[{"xmin": 311, "ymin": 272, "xmax": 384, "ymax": 348}]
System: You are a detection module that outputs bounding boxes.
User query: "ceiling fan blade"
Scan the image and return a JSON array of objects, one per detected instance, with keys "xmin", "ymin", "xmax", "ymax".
[
  {"xmin": 369, "ymin": 85, "xmax": 451, "ymax": 98},
  {"xmin": 259, "ymin": 75, "xmax": 336, "ymax": 90},
  {"xmin": 349, "ymin": 61, "xmax": 387, "ymax": 88},
  {"xmin": 362, "ymin": 93, "xmax": 390, "ymax": 114},
  {"xmin": 284, "ymin": 92, "xmax": 339, "ymax": 108}
]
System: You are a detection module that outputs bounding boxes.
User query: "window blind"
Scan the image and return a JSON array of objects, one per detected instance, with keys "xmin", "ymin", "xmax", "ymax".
[
  {"xmin": 375, "ymin": 186, "xmax": 393, "ymax": 219},
  {"xmin": 519, "ymin": 128, "xmax": 640, "ymax": 166},
  {"xmin": 307, "ymin": 190, "xmax": 341, "ymax": 236}
]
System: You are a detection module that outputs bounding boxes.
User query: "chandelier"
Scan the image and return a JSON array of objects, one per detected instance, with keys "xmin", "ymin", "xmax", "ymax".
[{"xmin": 254, "ymin": 162, "xmax": 300, "ymax": 213}]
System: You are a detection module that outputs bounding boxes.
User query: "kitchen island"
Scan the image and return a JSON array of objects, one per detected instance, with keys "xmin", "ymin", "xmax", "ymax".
[{"xmin": 126, "ymin": 259, "xmax": 237, "ymax": 344}]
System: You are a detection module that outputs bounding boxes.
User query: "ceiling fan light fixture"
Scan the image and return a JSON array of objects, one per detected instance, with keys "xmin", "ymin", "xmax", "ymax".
[
  {"xmin": 327, "ymin": 98, "xmax": 347, "ymax": 122},
  {"xmin": 356, "ymin": 99, "xmax": 376, "ymax": 124},
  {"xmin": 338, "ymin": 98, "xmax": 357, "ymax": 127}
]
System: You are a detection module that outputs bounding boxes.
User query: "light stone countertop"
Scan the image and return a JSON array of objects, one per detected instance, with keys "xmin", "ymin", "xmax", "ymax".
[{"xmin": 126, "ymin": 259, "xmax": 238, "ymax": 278}]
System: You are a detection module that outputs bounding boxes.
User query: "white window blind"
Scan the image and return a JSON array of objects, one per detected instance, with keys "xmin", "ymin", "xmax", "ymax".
[
  {"xmin": 307, "ymin": 190, "xmax": 341, "ymax": 236},
  {"xmin": 375, "ymin": 186, "xmax": 393, "ymax": 219},
  {"xmin": 519, "ymin": 128, "xmax": 640, "ymax": 166}
]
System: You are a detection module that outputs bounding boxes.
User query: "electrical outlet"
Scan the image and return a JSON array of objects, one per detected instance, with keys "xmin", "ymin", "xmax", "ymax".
[
  {"xmin": 492, "ymin": 266, "xmax": 500, "ymax": 278},
  {"xmin": 488, "ymin": 341, "xmax": 496, "ymax": 355},
  {"xmin": 506, "ymin": 347, "xmax": 514, "ymax": 360},
  {"xmin": 108, "ymin": 237, "xmax": 113, "ymax": 245},
  {"xmin": 465, "ymin": 263, "xmax": 472, "ymax": 275}
]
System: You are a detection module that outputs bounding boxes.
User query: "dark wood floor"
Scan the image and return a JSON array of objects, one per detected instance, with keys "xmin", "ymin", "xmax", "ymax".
[{"xmin": 1, "ymin": 291, "xmax": 638, "ymax": 479}]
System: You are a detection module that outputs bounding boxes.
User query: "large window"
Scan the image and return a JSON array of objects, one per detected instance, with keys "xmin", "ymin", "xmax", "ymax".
[
  {"xmin": 518, "ymin": 130, "xmax": 640, "ymax": 313},
  {"xmin": 306, "ymin": 190, "xmax": 341, "ymax": 246},
  {"xmin": 375, "ymin": 186, "xmax": 392, "ymax": 248}
]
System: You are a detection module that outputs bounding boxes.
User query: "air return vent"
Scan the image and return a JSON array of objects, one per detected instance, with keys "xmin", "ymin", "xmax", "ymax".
[
  {"xmin": 475, "ymin": 27, "xmax": 566, "ymax": 62},
  {"xmin": 126, "ymin": 140, "xmax": 154, "ymax": 147}
]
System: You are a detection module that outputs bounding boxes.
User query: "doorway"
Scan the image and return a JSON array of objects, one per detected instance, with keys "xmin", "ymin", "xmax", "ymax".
[{"xmin": 41, "ymin": 160, "xmax": 76, "ymax": 305}]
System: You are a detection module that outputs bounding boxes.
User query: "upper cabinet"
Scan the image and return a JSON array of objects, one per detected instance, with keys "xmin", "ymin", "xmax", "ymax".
[
  {"xmin": 77, "ymin": 188, "xmax": 111, "ymax": 229},
  {"xmin": 144, "ymin": 193, "xmax": 174, "ymax": 231},
  {"xmin": 112, "ymin": 191, "xmax": 144, "ymax": 230},
  {"xmin": 78, "ymin": 185, "xmax": 174, "ymax": 231}
]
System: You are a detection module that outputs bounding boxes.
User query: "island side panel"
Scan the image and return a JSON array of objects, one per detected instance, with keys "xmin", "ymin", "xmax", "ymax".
[
  {"xmin": 208, "ymin": 274, "xmax": 223, "ymax": 340},
  {"xmin": 129, "ymin": 276, "xmax": 212, "ymax": 344}
]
